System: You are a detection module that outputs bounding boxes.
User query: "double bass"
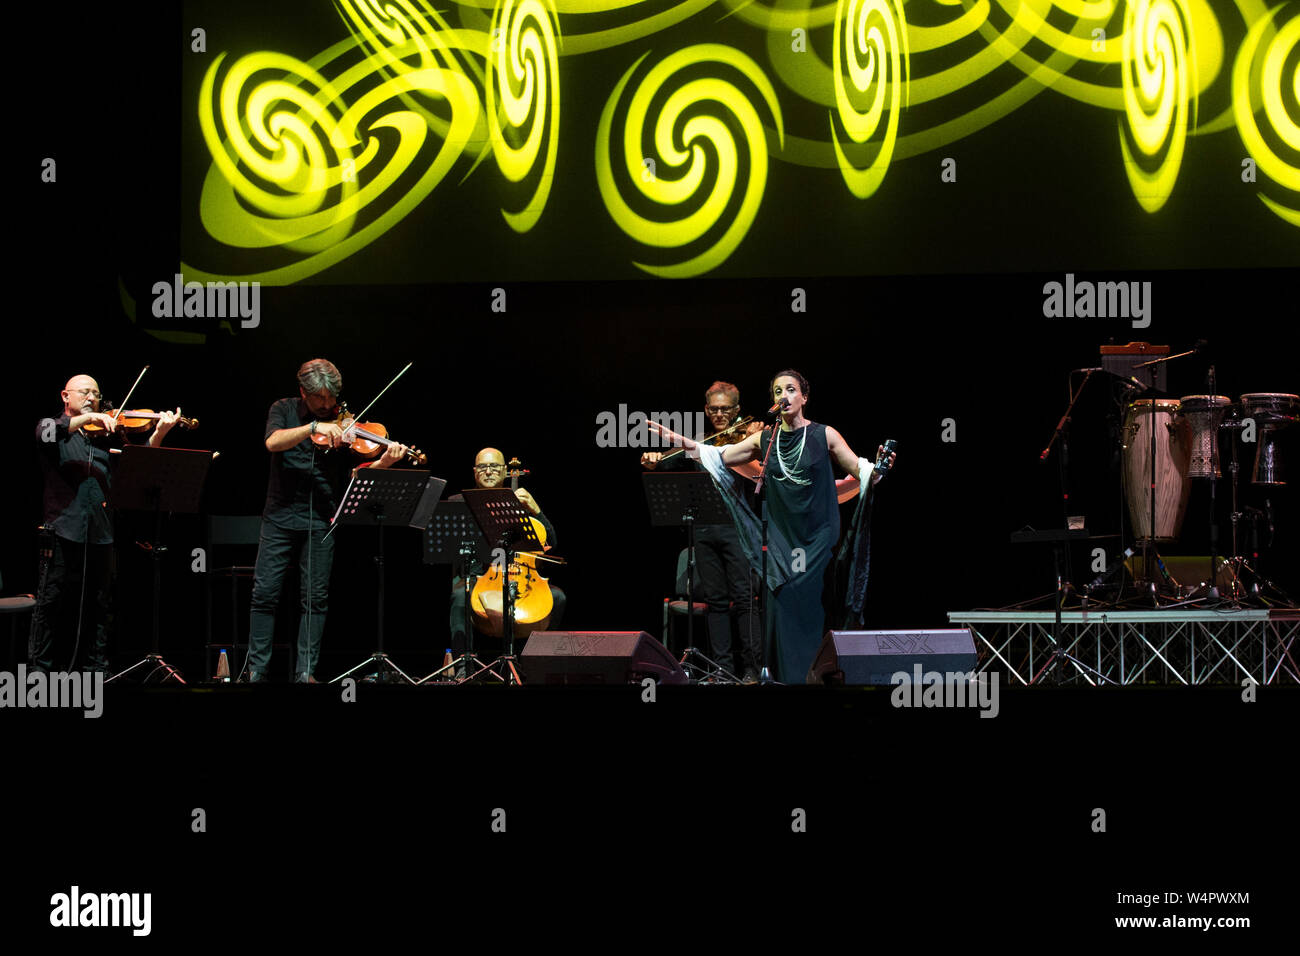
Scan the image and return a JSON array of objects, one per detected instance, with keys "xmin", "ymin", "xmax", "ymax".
[{"xmin": 469, "ymin": 457, "xmax": 555, "ymax": 637}]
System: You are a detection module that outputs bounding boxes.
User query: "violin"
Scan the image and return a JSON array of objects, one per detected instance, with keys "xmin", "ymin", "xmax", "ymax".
[
  {"xmin": 470, "ymin": 456, "xmax": 555, "ymax": 638},
  {"xmin": 310, "ymin": 402, "xmax": 427, "ymax": 466},
  {"xmin": 82, "ymin": 403, "xmax": 198, "ymax": 434},
  {"xmin": 657, "ymin": 414, "xmax": 756, "ymax": 463}
]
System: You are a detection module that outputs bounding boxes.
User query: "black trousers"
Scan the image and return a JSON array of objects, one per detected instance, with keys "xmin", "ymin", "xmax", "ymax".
[
  {"xmin": 247, "ymin": 519, "xmax": 334, "ymax": 680},
  {"xmin": 28, "ymin": 533, "xmax": 113, "ymax": 673},
  {"xmin": 694, "ymin": 525, "xmax": 759, "ymax": 676}
]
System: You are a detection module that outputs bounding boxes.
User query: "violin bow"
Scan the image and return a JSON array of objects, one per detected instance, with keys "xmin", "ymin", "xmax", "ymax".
[
  {"xmin": 346, "ymin": 361, "xmax": 413, "ymax": 425},
  {"xmin": 110, "ymin": 365, "xmax": 150, "ymax": 423}
]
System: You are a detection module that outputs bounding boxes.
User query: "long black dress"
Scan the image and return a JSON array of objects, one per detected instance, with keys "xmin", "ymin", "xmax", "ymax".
[{"xmin": 759, "ymin": 422, "xmax": 838, "ymax": 682}]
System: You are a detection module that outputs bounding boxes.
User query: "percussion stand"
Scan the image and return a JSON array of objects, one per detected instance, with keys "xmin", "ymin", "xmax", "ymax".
[
  {"xmin": 1127, "ymin": 363, "xmax": 1184, "ymax": 606},
  {"xmin": 1009, "ymin": 529, "xmax": 1112, "ymax": 685}
]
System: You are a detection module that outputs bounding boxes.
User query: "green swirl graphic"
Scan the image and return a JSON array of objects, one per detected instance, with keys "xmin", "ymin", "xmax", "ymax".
[
  {"xmin": 186, "ymin": 43, "xmax": 481, "ymax": 284},
  {"xmin": 831, "ymin": 0, "xmax": 908, "ymax": 198},
  {"xmin": 1234, "ymin": 4, "xmax": 1300, "ymax": 226},
  {"xmin": 1119, "ymin": 0, "xmax": 1196, "ymax": 212},
  {"xmin": 489, "ymin": 0, "xmax": 561, "ymax": 232},
  {"xmin": 595, "ymin": 44, "xmax": 784, "ymax": 277}
]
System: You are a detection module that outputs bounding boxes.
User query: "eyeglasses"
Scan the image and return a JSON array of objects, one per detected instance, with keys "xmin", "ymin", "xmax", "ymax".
[
  {"xmin": 706, "ymin": 404, "xmax": 737, "ymax": 414},
  {"xmin": 474, "ymin": 463, "xmax": 505, "ymax": 473},
  {"xmin": 70, "ymin": 388, "xmax": 102, "ymax": 398}
]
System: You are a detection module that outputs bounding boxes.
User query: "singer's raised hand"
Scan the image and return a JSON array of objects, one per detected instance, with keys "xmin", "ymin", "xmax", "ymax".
[{"xmin": 647, "ymin": 420, "xmax": 695, "ymax": 451}]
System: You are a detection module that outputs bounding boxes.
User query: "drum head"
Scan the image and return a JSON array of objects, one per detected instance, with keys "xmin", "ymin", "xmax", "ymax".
[
  {"xmin": 1127, "ymin": 399, "xmax": 1181, "ymax": 413},
  {"xmin": 1241, "ymin": 393, "xmax": 1300, "ymax": 426}
]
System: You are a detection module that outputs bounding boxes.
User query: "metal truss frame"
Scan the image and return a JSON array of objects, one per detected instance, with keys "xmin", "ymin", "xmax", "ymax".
[{"xmin": 948, "ymin": 610, "xmax": 1300, "ymax": 686}]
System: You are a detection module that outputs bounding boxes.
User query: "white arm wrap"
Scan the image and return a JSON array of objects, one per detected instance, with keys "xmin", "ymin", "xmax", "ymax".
[{"xmin": 858, "ymin": 457, "xmax": 876, "ymax": 486}]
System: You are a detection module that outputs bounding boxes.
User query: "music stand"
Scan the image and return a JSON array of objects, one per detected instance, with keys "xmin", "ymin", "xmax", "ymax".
[
  {"xmin": 1010, "ymin": 527, "xmax": 1113, "ymax": 685},
  {"xmin": 417, "ymin": 500, "xmax": 499, "ymax": 683},
  {"xmin": 459, "ymin": 488, "xmax": 548, "ymax": 685},
  {"xmin": 328, "ymin": 469, "xmax": 445, "ymax": 685},
  {"xmin": 107, "ymin": 446, "xmax": 214, "ymax": 685},
  {"xmin": 642, "ymin": 472, "xmax": 741, "ymax": 683}
]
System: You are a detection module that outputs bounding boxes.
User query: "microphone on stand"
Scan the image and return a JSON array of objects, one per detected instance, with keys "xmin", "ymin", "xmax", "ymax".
[{"xmin": 763, "ymin": 398, "xmax": 789, "ymax": 424}]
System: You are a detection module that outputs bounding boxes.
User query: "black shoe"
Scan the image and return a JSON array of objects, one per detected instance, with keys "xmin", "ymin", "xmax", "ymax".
[
  {"xmin": 741, "ymin": 669, "xmax": 760, "ymax": 684},
  {"xmin": 242, "ymin": 669, "xmax": 267, "ymax": 683}
]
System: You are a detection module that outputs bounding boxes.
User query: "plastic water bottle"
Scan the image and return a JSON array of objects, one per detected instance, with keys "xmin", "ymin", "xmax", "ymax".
[
  {"xmin": 442, "ymin": 648, "xmax": 454, "ymax": 681},
  {"xmin": 216, "ymin": 649, "xmax": 231, "ymax": 682}
]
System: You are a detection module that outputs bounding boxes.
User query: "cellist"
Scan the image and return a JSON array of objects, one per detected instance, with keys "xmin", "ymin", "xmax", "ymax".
[{"xmin": 445, "ymin": 448, "xmax": 566, "ymax": 678}]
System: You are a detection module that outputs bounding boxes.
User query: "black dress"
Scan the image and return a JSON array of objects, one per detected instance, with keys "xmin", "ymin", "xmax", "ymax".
[{"xmin": 759, "ymin": 423, "xmax": 839, "ymax": 682}]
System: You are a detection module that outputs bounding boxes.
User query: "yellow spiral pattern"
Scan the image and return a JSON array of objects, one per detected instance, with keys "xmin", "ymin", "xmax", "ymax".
[
  {"xmin": 831, "ymin": 0, "xmax": 908, "ymax": 199},
  {"xmin": 1120, "ymin": 0, "xmax": 1196, "ymax": 212},
  {"xmin": 595, "ymin": 45, "xmax": 784, "ymax": 277},
  {"xmin": 1233, "ymin": 5, "xmax": 1300, "ymax": 226},
  {"xmin": 489, "ymin": 0, "xmax": 561, "ymax": 233},
  {"xmin": 188, "ymin": 35, "xmax": 481, "ymax": 284}
]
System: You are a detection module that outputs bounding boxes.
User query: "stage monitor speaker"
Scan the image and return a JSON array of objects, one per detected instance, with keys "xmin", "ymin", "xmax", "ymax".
[
  {"xmin": 519, "ymin": 631, "xmax": 690, "ymax": 685},
  {"xmin": 808, "ymin": 629, "xmax": 978, "ymax": 685}
]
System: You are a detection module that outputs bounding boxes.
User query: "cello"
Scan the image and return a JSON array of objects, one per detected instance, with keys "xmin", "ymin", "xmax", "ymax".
[{"xmin": 469, "ymin": 457, "xmax": 556, "ymax": 638}]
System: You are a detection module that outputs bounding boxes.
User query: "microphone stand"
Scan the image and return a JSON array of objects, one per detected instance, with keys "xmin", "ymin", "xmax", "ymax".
[
  {"xmin": 754, "ymin": 414, "xmax": 781, "ymax": 684},
  {"xmin": 1038, "ymin": 370, "xmax": 1096, "ymax": 608}
]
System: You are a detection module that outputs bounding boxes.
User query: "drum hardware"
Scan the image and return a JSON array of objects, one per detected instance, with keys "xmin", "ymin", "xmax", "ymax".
[
  {"xmin": 1178, "ymin": 371, "xmax": 1234, "ymax": 600},
  {"xmin": 1240, "ymin": 393, "xmax": 1300, "ymax": 485},
  {"xmin": 1121, "ymin": 343, "xmax": 1213, "ymax": 605},
  {"xmin": 1217, "ymin": 411, "xmax": 1295, "ymax": 608}
]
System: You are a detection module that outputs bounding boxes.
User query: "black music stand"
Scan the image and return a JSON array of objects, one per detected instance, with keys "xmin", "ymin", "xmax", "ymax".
[
  {"xmin": 328, "ymin": 469, "xmax": 445, "ymax": 685},
  {"xmin": 642, "ymin": 472, "xmax": 741, "ymax": 683},
  {"xmin": 460, "ymin": 488, "xmax": 548, "ymax": 685},
  {"xmin": 417, "ymin": 500, "xmax": 498, "ymax": 683},
  {"xmin": 107, "ymin": 446, "xmax": 213, "ymax": 685},
  {"xmin": 1010, "ymin": 527, "xmax": 1113, "ymax": 685}
]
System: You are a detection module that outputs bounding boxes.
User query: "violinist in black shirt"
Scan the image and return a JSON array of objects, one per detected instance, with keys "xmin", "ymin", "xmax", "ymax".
[
  {"xmin": 29, "ymin": 374, "xmax": 180, "ymax": 673},
  {"xmin": 245, "ymin": 359, "xmax": 409, "ymax": 683}
]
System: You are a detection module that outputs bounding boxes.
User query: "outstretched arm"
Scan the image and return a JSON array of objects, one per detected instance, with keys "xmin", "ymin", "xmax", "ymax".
[{"xmin": 827, "ymin": 427, "xmax": 896, "ymax": 484}]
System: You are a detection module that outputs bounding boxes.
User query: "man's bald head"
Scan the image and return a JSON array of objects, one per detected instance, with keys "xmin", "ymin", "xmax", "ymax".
[
  {"xmin": 62, "ymin": 375, "xmax": 101, "ymax": 416},
  {"xmin": 474, "ymin": 447, "xmax": 507, "ymax": 488}
]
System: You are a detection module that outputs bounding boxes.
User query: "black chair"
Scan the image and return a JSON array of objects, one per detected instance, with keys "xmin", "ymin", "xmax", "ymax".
[
  {"xmin": 0, "ymin": 569, "xmax": 36, "ymax": 669},
  {"xmin": 204, "ymin": 515, "xmax": 276, "ymax": 680},
  {"xmin": 660, "ymin": 548, "xmax": 708, "ymax": 656}
]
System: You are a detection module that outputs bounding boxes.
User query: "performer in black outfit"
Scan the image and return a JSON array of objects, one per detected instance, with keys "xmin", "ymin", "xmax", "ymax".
[
  {"xmin": 447, "ymin": 447, "xmax": 565, "ymax": 675},
  {"xmin": 642, "ymin": 381, "xmax": 763, "ymax": 682},
  {"xmin": 649, "ymin": 370, "xmax": 895, "ymax": 683},
  {"xmin": 30, "ymin": 374, "xmax": 180, "ymax": 673},
  {"xmin": 246, "ymin": 360, "xmax": 408, "ymax": 683}
]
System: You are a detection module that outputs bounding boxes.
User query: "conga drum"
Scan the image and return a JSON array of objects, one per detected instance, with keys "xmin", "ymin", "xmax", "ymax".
[
  {"xmin": 1178, "ymin": 395, "xmax": 1232, "ymax": 479},
  {"xmin": 1240, "ymin": 393, "xmax": 1300, "ymax": 485},
  {"xmin": 1123, "ymin": 399, "xmax": 1191, "ymax": 541}
]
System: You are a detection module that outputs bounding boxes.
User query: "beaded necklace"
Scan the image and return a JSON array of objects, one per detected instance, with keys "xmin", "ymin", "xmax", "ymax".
[{"xmin": 773, "ymin": 424, "xmax": 811, "ymax": 485}]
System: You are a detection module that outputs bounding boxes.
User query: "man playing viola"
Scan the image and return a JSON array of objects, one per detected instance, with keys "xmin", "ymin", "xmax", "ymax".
[
  {"xmin": 641, "ymin": 380, "xmax": 764, "ymax": 682},
  {"xmin": 245, "ymin": 359, "xmax": 409, "ymax": 683},
  {"xmin": 30, "ymin": 375, "xmax": 180, "ymax": 674}
]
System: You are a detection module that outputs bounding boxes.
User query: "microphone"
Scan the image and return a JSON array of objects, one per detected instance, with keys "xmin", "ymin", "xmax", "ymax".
[
  {"xmin": 1085, "ymin": 546, "xmax": 1134, "ymax": 592},
  {"xmin": 763, "ymin": 398, "xmax": 789, "ymax": 422}
]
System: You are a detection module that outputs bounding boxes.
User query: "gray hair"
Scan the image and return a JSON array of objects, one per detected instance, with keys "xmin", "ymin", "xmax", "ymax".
[{"xmin": 297, "ymin": 359, "xmax": 342, "ymax": 398}]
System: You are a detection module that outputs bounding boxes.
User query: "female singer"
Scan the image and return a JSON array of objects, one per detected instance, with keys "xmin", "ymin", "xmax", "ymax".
[{"xmin": 648, "ymin": 370, "xmax": 895, "ymax": 682}]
